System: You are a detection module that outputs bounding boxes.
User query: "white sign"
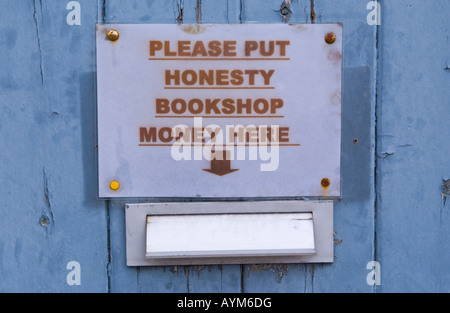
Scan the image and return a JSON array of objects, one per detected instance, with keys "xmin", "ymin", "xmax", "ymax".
[{"xmin": 96, "ymin": 24, "xmax": 342, "ymax": 198}]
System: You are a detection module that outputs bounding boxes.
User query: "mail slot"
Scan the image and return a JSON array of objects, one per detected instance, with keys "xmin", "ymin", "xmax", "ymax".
[
  {"xmin": 145, "ymin": 213, "xmax": 315, "ymax": 259},
  {"xmin": 125, "ymin": 201, "xmax": 333, "ymax": 266}
]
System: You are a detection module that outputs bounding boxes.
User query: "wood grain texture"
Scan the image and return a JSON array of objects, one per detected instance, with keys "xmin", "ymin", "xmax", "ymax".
[
  {"xmin": 1, "ymin": 0, "xmax": 448, "ymax": 292},
  {"xmin": 0, "ymin": 0, "xmax": 108, "ymax": 292},
  {"xmin": 375, "ymin": 0, "xmax": 450, "ymax": 292}
]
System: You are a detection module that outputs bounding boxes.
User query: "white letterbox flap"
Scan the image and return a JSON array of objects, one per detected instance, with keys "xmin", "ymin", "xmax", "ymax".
[{"xmin": 145, "ymin": 212, "xmax": 315, "ymax": 259}]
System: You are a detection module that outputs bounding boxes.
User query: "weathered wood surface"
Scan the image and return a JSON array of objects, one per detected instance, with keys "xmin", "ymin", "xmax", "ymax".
[{"xmin": 0, "ymin": 0, "xmax": 448, "ymax": 292}]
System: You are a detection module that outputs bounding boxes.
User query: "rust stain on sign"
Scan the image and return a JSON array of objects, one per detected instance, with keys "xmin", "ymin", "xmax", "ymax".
[
  {"xmin": 331, "ymin": 90, "xmax": 341, "ymax": 107},
  {"xmin": 290, "ymin": 24, "xmax": 307, "ymax": 32},
  {"xmin": 180, "ymin": 24, "xmax": 207, "ymax": 35},
  {"xmin": 321, "ymin": 178, "xmax": 330, "ymax": 196},
  {"xmin": 327, "ymin": 49, "xmax": 342, "ymax": 65}
]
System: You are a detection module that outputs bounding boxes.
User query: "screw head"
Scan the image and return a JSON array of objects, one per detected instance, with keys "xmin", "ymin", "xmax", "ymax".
[
  {"xmin": 107, "ymin": 29, "xmax": 119, "ymax": 42},
  {"xmin": 39, "ymin": 215, "xmax": 49, "ymax": 227},
  {"xmin": 321, "ymin": 178, "xmax": 331, "ymax": 188},
  {"xmin": 110, "ymin": 180, "xmax": 120, "ymax": 190},
  {"xmin": 324, "ymin": 32, "xmax": 336, "ymax": 45}
]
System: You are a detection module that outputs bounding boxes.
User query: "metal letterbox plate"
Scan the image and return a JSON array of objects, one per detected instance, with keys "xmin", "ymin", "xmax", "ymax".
[{"xmin": 125, "ymin": 201, "xmax": 334, "ymax": 266}]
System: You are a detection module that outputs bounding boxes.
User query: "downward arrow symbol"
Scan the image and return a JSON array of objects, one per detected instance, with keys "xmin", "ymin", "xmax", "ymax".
[{"xmin": 203, "ymin": 150, "xmax": 239, "ymax": 176}]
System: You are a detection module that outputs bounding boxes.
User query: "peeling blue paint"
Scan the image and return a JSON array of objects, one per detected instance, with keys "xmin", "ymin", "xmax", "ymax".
[{"xmin": 0, "ymin": 0, "xmax": 449, "ymax": 293}]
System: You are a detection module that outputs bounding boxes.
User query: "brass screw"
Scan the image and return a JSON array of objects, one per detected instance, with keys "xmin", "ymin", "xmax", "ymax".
[
  {"xmin": 110, "ymin": 180, "xmax": 120, "ymax": 190},
  {"xmin": 324, "ymin": 32, "xmax": 336, "ymax": 44},
  {"xmin": 321, "ymin": 178, "xmax": 331, "ymax": 188},
  {"xmin": 107, "ymin": 29, "xmax": 120, "ymax": 42}
]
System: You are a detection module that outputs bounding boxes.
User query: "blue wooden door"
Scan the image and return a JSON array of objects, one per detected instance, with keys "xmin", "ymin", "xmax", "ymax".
[{"xmin": 0, "ymin": 0, "xmax": 448, "ymax": 293}]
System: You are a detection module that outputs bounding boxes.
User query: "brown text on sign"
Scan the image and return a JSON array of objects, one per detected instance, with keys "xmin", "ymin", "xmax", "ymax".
[
  {"xmin": 164, "ymin": 69, "xmax": 275, "ymax": 87},
  {"xmin": 149, "ymin": 40, "xmax": 291, "ymax": 58},
  {"xmin": 139, "ymin": 125, "xmax": 293, "ymax": 145},
  {"xmin": 155, "ymin": 98, "xmax": 284, "ymax": 116}
]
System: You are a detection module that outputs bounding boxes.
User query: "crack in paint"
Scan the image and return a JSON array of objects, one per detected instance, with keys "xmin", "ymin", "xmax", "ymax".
[
  {"xmin": 238, "ymin": 0, "xmax": 243, "ymax": 24},
  {"xmin": 33, "ymin": 0, "xmax": 44, "ymax": 84},
  {"xmin": 442, "ymin": 179, "xmax": 450, "ymax": 205},
  {"xmin": 218, "ymin": 264, "xmax": 223, "ymax": 292},
  {"xmin": 249, "ymin": 264, "xmax": 288, "ymax": 284},
  {"xmin": 303, "ymin": 265, "xmax": 307, "ymax": 292},
  {"xmin": 184, "ymin": 266, "xmax": 190, "ymax": 292},
  {"xmin": 373, "ymin": 10, "xmax": 382, "ymax": 293},
  {"xmin": 310, "ymin": 0, "xmax": 315, "ymax": 23},
  {"xmin": 106, "ymin": 200, "xmax": 112, "ymax": 292},
  {"xmin": 196, "ymin": 0, "xmax": 202, "ymax": 24},
  {"xmin": 175, "ymin": 0, "xmax": 184, "ymax": 24},
  {"xmin": 240, "ymin": 264, "xmax": 245, "ymax": 292},
  {"xmin": 440, "ymin": 179, "xmax": 450, "ymax": 226},
  {"xmin": 380, "ymin": 152, "xmax": 394, "ymax": 160},
  {"xmin": 279, "ymin": 0, "xmax": 292, "ymax": 23},
  {"xmin": 136, "ymin": 267, "xmax": 141, "ymax": 292},
  {"xmin": 42, "ymin": 168, "xmax": 54, "ymax": 234},
  {"xmin": 102, "ymin": 0, "xmax": 106, "ymax": 22}
]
